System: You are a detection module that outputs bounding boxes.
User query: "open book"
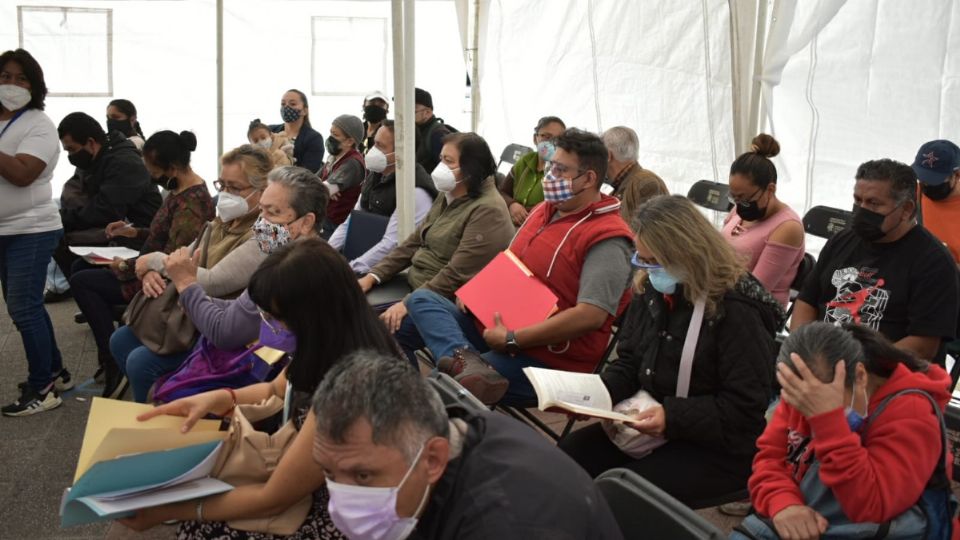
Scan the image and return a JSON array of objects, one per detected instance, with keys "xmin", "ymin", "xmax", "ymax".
[
  {"xmin": 60, "ymin": 398, "xmax": 231, "ymax": 527},
  {"xmin": 69, "ymin": 246, "xmax": 140, "ymax": 265},
  {"xmin": 523, "ymin": 367, "xmax": 636, "ymax": 423}
]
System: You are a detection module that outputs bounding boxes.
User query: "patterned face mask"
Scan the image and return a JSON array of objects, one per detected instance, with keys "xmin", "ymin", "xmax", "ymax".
[
  {"xmin": 542, "ymin": 162, "xmax": 587, "ymax": 204},
  {"xmin": 253, "ymin": 216, "xmax": 296, "ymax": 254}
]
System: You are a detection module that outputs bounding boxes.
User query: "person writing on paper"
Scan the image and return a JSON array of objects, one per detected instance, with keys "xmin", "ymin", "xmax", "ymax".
[
  {"xmin": 357, "ymin": 132, "xmax": 512, "ymax": 336},
  {"xmin": 558, "ymin": 195, "xmax": 782, "ymax": 507},
  {"xmin": 68, "ymin": 130, "xmax": 215, "ymax": 399},
  {"xmin": 402, "ymin": 129, "xmax": 635, "ymax": 406},
  {"xmin": 735, "ymin": 323, "xmax": 957, "ymax": 540},
  {"xmin": 310, "ymin": 351, "xmax": 624, "ymax": 540},
  {"xmin": 110, "ymin": 167, "xmax": 316, "ymax": 402},
  {"xmin": 327, "ymin": 121, "xmax": 437, "ymax": 274},
  {"xmin": 497, "ymin": 116, "xmax": 566, "ymax": 225},
  {"xmin": 124, "ymin": 167, "xmax": 329, "ymax": 404},
  {"xmin": 0, "ymin": 49, "xmax": 69, "ymax": 416},
  {"xmin": 119, "ymin": 238, "xmax": 400, "ymax": 539}
]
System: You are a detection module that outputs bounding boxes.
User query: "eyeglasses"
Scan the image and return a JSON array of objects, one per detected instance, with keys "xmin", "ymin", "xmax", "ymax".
[
  {"xmin": 259, "ymin": 310, "xmax": 283, "ymax": 335},
  {"xmin": 545, "ymin": 160, "xmax": 586, "ymax": 178},
  {"xmin": 534, "ymin": 132, "xmax": 556, "ymax": 142},
  {"xmin": 631, "ymin": 252, "xmax": 662, "ymax": 270},
  {"xmin": 727, "ymin": 187, "xmax": 764, "ymax": 206},
  {"xmin": 213, "ymin": 179, "xmax": 252, "ymax": 195}
]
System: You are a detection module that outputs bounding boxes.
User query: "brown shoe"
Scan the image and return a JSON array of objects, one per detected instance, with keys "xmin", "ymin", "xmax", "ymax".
[{"xmin": 437, "ymin": 349, "xmax": 509, "ymax": 405}]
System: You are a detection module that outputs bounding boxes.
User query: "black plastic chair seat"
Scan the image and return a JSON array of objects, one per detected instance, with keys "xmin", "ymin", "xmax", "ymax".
[{"xmin": 802, "ymin": 205, "xmax": 853, "ymax": 239}]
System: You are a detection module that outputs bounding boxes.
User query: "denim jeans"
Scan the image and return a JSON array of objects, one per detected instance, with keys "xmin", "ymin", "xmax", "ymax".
[
  {"xmin": 0, "ymin": 229, "xmax": 65, "ymax": 392},
  {"xmin": 401, "ymin": 289, "xmax": 547, "ymax": 405},
  {"xmin": 110, "ymin": 325, "xmax": 190, "ymax": 402}
]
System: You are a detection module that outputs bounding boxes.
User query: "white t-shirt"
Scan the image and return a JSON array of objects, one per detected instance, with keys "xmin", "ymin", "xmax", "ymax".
[{"xmin": 0, "ymin": 108, "xmax": 62, "ymax": 235}]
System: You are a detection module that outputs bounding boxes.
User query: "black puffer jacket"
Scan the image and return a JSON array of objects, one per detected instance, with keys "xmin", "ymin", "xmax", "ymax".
[{"xmin": 601, "ymin": 273, "xmax": 782, "ymax": 458}]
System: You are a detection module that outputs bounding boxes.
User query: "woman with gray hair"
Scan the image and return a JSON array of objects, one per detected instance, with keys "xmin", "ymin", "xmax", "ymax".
[
  {"xmin": 738, "ymin": 322, "xmax": 955, "ymax": 540},
  {"xmin": 109, "ymin": 166, "xmax": 330, "ymax": 402}
]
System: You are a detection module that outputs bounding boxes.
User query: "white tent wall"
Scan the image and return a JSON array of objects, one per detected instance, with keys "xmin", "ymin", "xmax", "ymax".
[{"xmin": 471, "ymin": 0, "xmax": 738, "ymax": 196}]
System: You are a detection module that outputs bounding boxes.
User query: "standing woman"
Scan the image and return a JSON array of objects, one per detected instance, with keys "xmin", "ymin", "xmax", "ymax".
[
  {"xmin": 0, "ymin": 49, "xmax": 68, "ymax": 416},
  {"xmin": 278, "ymin": 89, "xmax": 324, "ymax": 173},
  {"xmin": 106, "ymin": 98, "xmax": 145, "ymax": 150}
]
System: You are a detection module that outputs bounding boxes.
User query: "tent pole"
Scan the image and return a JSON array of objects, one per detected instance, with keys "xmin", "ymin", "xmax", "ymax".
[
  {"xmin": 216, "ymin": 0, "xmax": 224, "ymax": 175},
  {"xmin": 470, "ymin": 0, "xmax": 480, "ymax": 132},
  {"xmin": 392, "ymin": 0, "xmax": 416, "ymax": 239}
]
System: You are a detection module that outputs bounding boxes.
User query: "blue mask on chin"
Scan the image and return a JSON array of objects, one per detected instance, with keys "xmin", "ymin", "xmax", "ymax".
[
  {"xmin": 845, "ymin": 385, "xmax": 869, "ymax": 432},
  {"xmin": 648, "ymin": 268, "xmax": 679, "ymax": 295}
]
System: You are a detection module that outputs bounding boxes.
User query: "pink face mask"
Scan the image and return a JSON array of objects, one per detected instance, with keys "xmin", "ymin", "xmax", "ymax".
[{"xmin": 325, "ymin": 445, "xmax": 430, "ymax": 540}]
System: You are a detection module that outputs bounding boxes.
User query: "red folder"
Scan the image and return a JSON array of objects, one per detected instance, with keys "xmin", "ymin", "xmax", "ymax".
[{"xmin": 455, "ymin": 250, "xmax": 559, "ymax": 330}]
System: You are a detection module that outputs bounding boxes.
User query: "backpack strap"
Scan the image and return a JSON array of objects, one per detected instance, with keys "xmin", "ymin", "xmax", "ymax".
[{"xmin": 675, "ymin": 298, "xmax": 706, "ymax": 398}]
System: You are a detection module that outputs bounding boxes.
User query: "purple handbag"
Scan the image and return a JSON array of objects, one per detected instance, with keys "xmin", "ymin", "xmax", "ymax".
[{"xmin": 151, "ymin": 321, "xmax": 296, "ymax": 403}]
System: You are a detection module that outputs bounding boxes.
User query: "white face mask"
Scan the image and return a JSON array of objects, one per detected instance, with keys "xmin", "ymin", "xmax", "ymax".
[
  {"xmin": 431, "ymin": 162, "xmax": 461, "ymax": 193},
  {"xmin": 216, "ymin": 190, "xmax": 254, "ymax": 222},
  {"xmin": 0, "ymin": 84, "xmax": 31, "ymax": 111},
  {"xmin": 365, "ymin": 146, "xmax": 394, "ymax": 174},
  {"xmin": 326, "ymin": 446, "xmax": 430, "ymax": 540},
  {"xmin": 254, "ymin": 138, "xmax": 273, "ymax": 150}
]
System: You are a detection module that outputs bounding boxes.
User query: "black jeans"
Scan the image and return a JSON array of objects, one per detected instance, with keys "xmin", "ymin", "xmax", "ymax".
[
  {"xmin": 559, "ymin": 423, "xmax": 753, "ymax": 508},
  {"xmin": 69, "ymin": 266, "xmax": 126, "ymax": 358}
]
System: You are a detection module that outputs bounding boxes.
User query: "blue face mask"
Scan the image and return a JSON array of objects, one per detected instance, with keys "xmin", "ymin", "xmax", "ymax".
[
  {"xmin": 648, "ymin": 268, "xmax": 679, "ymax": 295},
  {"xmin": 845, "ymin": 385, "xmax": 869, "ymax": 432}
]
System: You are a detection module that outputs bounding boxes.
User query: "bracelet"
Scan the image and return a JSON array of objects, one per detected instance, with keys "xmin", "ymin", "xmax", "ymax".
[
  {"xmin": 217, "ymin": 388, "xmax": 237, "ymax": 417},
  {"xmin": 196, "ymin": 500, "xmax": 204, "ymax": 521}
]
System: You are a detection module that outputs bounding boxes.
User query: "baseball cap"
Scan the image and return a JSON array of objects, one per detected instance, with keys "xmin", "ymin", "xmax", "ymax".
[
  {"xmin": 911, "ymin": 139, "xmax": 960, "ymax": 186},
  {"xmin": 364, "ymin": 91, "xmax": 390, "ymax": 103}
]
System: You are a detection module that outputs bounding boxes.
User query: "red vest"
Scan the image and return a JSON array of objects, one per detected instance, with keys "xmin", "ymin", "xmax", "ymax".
[
  {"xmin": 322, "ymin": 148, "xmax": 366, "ymax": 226},
  {"xmin": 510, "ymin": 195, "xmax": 633, "ymax": 372}
]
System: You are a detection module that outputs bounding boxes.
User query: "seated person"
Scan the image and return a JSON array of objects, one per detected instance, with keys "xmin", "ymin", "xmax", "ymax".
[
  {"xmin": 328, "ymin": 120, "xmax": 437, "ymax": 274},
  {"xmin": 792, "ymin": 158, "xmax": 960, "ymax": 365},
  {"xmin": 559, "ymin": 194, "xmax": 781, "ymax": 507},
  {"xmin": 738, "ymin": 322, "xmax": 956, "ymax": 540},
  {"xmin": 54, "ymin": 111, "xmax": 161, "ymax": 277},
  {"xmin": 113, "ymin": 166, "xmax": 329, "ymax": 402},
  {"xmin": 118, "ymin": 238, "xmax": 400, "ymax": 539},
  {"xmin": 361, "ymin": 91, "xmax": 389, "ymax": 152},
  {"xmin": 357, "ymin": 132, "xmax": 513, "ymax": 334},
  {"xmin": 498, "ymin": 116, "xmax": 567, "ymax": 226},
  {"xmin": 912, "ymin": 139, "xmax": 960, "ymax": 264},
  {"xmin": 721, "ymin": 134, "xmax": 804, "ymax": 306},
  {"xmin": 320, "ymin": 114, "xmax": 366, "ymax": 232},
  {"xmin": 310, "ymin": 351, "xmax": 624, "ymax": 540},
  {"xmin": 69, "ymin": 130, "xmax": 215, "ymax": 399},
  {"xmin": 146, "ymin": 167, "xmax": 330, "ymax": 400},
  {"xmin": 247, "ymin": 118, "xmax": 291, "ymax": 166},
  {"xmin": 404, "ymin": 129, "xmax": 635, "ymax": 406},
  {"xmin": 277, "ymin": 89, "xmax": 324, "ymax": 172},
  {"xmin": 106, "ymin": 98, "xmax": 145, "ymax": 150},
  {"xmin": 618, "ymin": 168, "xmax": 669, "ymax": 227},
  {"xmin": 414, "ymin": 88, "xmax": 454, "ymax": 173},
  {"xmin": 601, "ymin": 126, "xmax": 666, "ymax": 202}
]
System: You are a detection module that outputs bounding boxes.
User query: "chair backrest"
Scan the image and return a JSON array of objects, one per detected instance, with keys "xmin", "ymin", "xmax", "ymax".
[
  {"xmin": 790, "ymin": 252, "xmax": 816, "ymax": 292},
  {"xmin": 802, "ymin": 205, "xmax": 853, "ymax": 239},
  {"xmin": 686, "ymin": 180, "xmax": 733, "ymax": 212},
  {"xmin": 595, "ymin": 468, "xmax": 726, "ymax": 539},
  {"xmin": 497, "ymin": 143, "xmax": 533, "ymax": 172},
  {"xmin": 427, "ymin": 372, "xmax": 488, "ymax": 413},
  {"xmin": 343, "ymin": 210, "xmax": 390, "ymax": 261}
]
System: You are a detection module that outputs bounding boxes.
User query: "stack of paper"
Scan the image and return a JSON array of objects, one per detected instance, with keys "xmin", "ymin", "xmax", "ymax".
[
  {"xmin": 69, "ymin": 246, "xmax": 140, "ymax": 265},
  {"xmin": 60, "ymin": 398, "xmax": 231, "ymax": 527}
]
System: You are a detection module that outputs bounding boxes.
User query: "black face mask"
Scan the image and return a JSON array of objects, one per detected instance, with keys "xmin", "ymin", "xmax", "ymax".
[
  {"xmin": 922, "ymin": 181, "xmax": 954, "ymax": 202},
  {"xmin": 153, "ymin": 175, "xmax": 178, "ymax": 191},
  {"xmin": 106, "ymin": 118, "xmax": 132, "ymax": 137},
  {"xmin": 363, "ymin": 105, "xmax": 387, "ymax": 123},
  {"xmin": 851, "ymin": 204, "xmax": 895, "ymax": 242},
  {"xmin": 736, "ymin": 198, "xmax": 766, "ymax": 221},
  {"xmin": 325, "ymin": 137, "xmax": 342, "ymax": 156},
  {"xmin": 68, "ymin": 149, "xmax": 94, "ymax": 170}
]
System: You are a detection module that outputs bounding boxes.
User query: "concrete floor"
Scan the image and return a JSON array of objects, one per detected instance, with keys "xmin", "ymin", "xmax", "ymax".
[{"xmin": 0, "ymin": 296, "xmax": 741, "ymax": 540}]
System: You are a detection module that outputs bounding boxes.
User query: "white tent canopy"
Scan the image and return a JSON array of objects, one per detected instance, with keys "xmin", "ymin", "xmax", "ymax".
[{"xmin": 3, "ymin": 0, "xmax": 958, "ymax": 243}]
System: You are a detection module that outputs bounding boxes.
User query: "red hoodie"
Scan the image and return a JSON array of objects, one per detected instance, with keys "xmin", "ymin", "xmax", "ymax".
[{"xmin": 749, "ymin": 363, "xmax": 956, "ymax": 535}]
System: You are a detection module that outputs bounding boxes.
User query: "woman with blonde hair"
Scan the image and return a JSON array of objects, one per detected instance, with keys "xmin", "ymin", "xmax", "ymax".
[{"xmin": 559, "ymin": 194, "xmax": 784, "ymax": 507}]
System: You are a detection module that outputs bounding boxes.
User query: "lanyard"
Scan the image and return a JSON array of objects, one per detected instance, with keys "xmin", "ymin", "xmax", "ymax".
[{"xmin": 0, "ymin": 108, "xmax": 28, "ymax": 141}]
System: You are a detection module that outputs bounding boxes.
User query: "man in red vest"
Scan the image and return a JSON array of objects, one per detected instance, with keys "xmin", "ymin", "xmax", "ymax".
[{"xmin": 400, "ymin": 128, "xmax": 635, "ymax": 405}]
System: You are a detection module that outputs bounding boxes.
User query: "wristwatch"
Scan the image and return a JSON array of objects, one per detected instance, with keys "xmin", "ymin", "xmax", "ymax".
[{"xmin": 505, "ymin": 330, "xmax": 521, "ymax": 355}]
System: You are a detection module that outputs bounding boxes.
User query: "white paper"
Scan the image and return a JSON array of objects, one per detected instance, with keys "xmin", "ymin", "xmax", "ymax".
[
  {"xmin": 94, "ymin": 442, "xmax": 223, "ymax": 501},
  {"xmin": 69, "ymin": 246, "xmax": 140, "ymax": 260},
  {"xmin": 82, "ymin": 478, "xmax": 233, "ymax": 516}
]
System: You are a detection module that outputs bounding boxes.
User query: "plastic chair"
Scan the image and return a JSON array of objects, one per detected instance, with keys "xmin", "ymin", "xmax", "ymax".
[
  {"xmin": 781, "ymin": 252, "xmax": 816, "ymax": 331},
  {"xmin": 595, "ymin": 468, "xmax": 726, "ymax": 539},
  {"xmin": 497, "ymin": 143, "xmax": 533, "ymax": 173},
  {"xmin": 802, "ymin": 205, "xmax": 853, "ymax": 239},
  {"xmin": 342, "ymin": 210, "xmax": 390, "ymax": 261},
  {"xmin": 686, "ymin": 180, "xmax": 733, "ymax": 212},
  {"xmin": 427, "ymin": 372, "xmax": 488, "ymax": 413}
]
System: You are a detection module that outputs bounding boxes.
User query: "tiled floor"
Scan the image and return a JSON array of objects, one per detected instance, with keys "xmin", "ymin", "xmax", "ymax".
[{"xmin": 0, "ymin": 296, "xmax": 743, "ymax": 540}]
